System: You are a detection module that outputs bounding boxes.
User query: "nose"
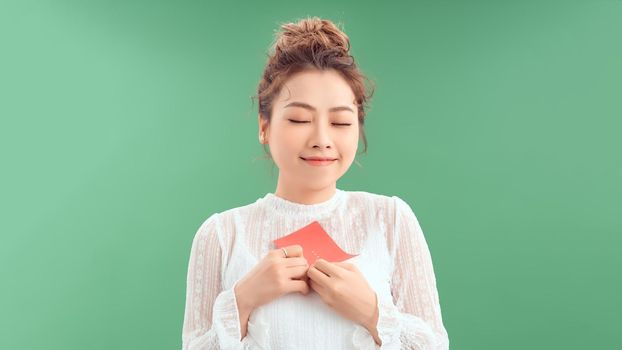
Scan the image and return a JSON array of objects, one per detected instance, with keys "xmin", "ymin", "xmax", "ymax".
[{"xmin": 309, "ymin": 119, "xmax": 334, "ymax": 150}]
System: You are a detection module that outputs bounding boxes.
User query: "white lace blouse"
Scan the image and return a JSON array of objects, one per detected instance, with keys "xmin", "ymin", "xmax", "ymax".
[{"xmin": 182, "ymin": 188, "xmax": 449, "ymax": 349}]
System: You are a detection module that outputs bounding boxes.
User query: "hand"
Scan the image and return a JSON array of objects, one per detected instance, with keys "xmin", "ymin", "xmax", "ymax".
[
  {"xmin": 235, "ymin": 244, "xmax": 310, "ymax": 311},
  {"xmin": 306, "ymin": 258, "xmax": 379, "ymax": 329}
]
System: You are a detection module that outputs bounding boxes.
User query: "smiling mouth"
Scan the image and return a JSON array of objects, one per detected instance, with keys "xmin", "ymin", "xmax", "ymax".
[{"xmin": 300, "ymin": 157, "xmax": 337, "ymax": 161}]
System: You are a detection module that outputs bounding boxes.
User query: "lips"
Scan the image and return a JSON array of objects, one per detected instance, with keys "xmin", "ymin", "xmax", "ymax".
[{"xmin": 301, "ymin": 156, "xmax": 337, "ymax": 161}]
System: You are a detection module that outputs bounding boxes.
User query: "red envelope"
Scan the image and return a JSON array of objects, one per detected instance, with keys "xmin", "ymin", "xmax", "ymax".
[{"xmin": 273, "ymin": 221, "xmax": 358, "ymax": 265}]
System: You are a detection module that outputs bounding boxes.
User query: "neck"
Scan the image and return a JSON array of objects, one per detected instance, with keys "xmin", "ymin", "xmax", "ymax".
[{"xmin": 274, "ymin": 177, "xmax": 337, "ymax": 205}]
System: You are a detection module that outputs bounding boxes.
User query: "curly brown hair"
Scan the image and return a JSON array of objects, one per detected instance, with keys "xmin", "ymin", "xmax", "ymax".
[{"xmin": 252, "ymin": 16, "xmax": 375, "ymax": 160}]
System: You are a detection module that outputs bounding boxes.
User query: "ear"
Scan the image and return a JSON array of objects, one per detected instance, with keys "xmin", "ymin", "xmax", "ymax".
[{"xmin": 258, "ymin": 114, "xmax": 269, "ymax": 134}]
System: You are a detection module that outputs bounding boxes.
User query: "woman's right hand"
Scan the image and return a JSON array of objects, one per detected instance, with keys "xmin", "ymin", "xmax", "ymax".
[{"xmin": 234, "ymin": 244, "xmax": 310, "ymax": 311}]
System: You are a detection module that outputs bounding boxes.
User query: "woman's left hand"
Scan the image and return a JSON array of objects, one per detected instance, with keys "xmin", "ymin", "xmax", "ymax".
[{"xmin": 307, "ymin": 258, "xmax": 379, "ymax": 329}]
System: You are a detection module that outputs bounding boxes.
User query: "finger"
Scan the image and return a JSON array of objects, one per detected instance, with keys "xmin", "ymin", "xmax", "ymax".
[
  {"xmin": 287, "ymin": 279, "xmax": 309, "ymax": 295},
  {"xmin": 313, "ymin": 259, "xmax": 341, "ymax": 278},
  {"xmin": 307, "ymin": 264, "xmax": 330, "ymax": 286},
  {"xmin": 309, "ymin": 279, "xmax": 325, "ymax": 294},
  {"xmin": 275, "ymin": 244, "xmax": 303, "ymax": 258},
  {"xmin": 334, "ymin": 261, "xmax": 355, "ymax": 271},
  {"xmin": 284, "ymin": 257, "xmax": 308, "ymax": 268},
  {"xmin": 286, "ymin": 265, "xmax": 310, "ymax": 279},
  {"xmin": 292, "ymin": 273, "xmax": 309, "ymax": 282}
]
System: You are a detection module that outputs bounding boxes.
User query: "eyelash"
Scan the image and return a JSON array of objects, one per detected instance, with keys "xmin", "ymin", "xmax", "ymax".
[{"xmin": 288, "ymin": 119, "xmax": 352, "ymax": 126}]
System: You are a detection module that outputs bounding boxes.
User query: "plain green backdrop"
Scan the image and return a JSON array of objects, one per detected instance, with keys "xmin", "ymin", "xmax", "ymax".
[{"xmin": 1, "ymin": 0, "xmax": 620, "ymax": 349}]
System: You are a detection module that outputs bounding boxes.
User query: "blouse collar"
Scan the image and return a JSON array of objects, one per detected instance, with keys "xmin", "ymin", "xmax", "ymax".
[{"xmin": 261, "ymin": 188, "xmax": 346, "ymax": 219}]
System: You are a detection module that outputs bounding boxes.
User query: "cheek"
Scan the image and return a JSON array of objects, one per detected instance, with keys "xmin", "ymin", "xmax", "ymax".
[
  {"xmin": 270, "ymin": 129, "xmax": 303, "ymax": 158},
  {"xmin": 338, "ymin": 131, "xmax": 359, "ymax": 155}
]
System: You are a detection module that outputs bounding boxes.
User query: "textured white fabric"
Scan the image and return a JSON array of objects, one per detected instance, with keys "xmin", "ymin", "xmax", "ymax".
[{"xmin": 182, "ymin": 188, "xmax": 449, "ymax": 349}]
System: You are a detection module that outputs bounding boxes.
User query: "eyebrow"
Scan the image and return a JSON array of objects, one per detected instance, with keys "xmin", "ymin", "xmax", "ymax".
[{"xmin": 283, "ymin": 101, "xmax": 355, "ymax": 113}]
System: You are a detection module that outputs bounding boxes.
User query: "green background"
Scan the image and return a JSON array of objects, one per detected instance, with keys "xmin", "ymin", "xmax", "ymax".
[{"xmin": 1, "ymin": 0, "xmax": 620, "ymax": 349}]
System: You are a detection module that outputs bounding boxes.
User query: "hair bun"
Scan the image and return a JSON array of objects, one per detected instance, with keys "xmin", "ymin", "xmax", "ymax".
[{"xmin": 274, "ymin": 16, "xmax": 351, "ymax": 56}]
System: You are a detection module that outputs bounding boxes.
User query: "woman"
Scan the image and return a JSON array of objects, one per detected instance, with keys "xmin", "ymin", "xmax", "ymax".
[{"xmin": 182, "ymin": 16, "xmax": 449, "ymax": 349}]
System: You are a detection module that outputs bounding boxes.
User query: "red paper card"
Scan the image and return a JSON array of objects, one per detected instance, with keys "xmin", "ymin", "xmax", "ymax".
[{"xmin": 273, "ymin": 221, "xmax": 358, "ymax": 265}]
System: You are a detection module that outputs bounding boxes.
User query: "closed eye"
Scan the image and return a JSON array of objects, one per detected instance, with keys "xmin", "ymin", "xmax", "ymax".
[{"xmin": 288, "ymin": 119, "xmax": 352, "ymax": 126}]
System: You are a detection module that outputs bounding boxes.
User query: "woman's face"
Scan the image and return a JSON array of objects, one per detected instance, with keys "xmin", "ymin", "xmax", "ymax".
[{"xmin": 259, "ymin": 68, "xmax": 359, "ymax": 191}]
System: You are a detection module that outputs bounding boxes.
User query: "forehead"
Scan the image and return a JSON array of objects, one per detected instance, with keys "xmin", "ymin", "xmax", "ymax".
[{"xmin": 275, "ymin": 69, "xmax": 356, "ymax": 108}]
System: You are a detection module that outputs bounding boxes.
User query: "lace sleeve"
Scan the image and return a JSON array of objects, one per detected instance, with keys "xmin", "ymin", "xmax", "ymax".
[
  {"xmin": 181, "ymin": 213, "xmax": 250, "ymax": 349},
  {"xmin": 373, "ymin": 196, "xmax": 450, "ymax": 349}
]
